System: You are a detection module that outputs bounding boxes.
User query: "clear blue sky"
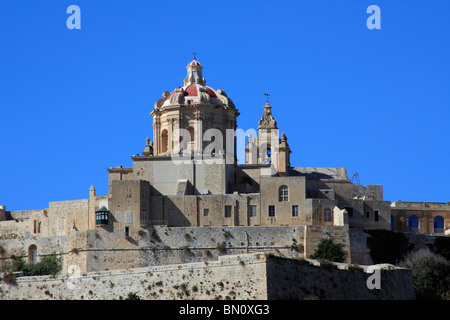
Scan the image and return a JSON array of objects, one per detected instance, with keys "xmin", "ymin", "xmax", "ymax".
[{"xmin": 0, "ymin": 1, "xmax": 449, "ymax": 211}]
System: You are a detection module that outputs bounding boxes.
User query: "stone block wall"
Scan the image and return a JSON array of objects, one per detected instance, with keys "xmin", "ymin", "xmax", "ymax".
[
  {"xmin": 0, "ymin": 253, "xmax": 415, "ymax": 300},
  {"xmin": 265, "ymin": 255, "xmax": 415, "ymax": 300},
  {"xmin": 69, "ymin": 225, "xmax": 307, "ymax": 273}
]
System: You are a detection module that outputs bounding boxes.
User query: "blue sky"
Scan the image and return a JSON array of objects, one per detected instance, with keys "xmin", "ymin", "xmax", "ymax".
[{"xmin": 0, "ymin": 1, "xmax": 449, "ymax": 211}]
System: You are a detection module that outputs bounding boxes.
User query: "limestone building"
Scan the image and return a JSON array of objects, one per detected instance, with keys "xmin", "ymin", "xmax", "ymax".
[
  {"xmin": 98, "ymin": 58, "xmax": 392, "ymax": 232},
  {"xmin": 0, "ymin": 58, "xmax": 448, "ymax": 273}
]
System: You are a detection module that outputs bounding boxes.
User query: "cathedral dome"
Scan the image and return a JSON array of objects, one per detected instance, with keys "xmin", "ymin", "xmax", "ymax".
[{"xmin": 155, "ymin": 59, "xmax": 235, "ymax": 109}]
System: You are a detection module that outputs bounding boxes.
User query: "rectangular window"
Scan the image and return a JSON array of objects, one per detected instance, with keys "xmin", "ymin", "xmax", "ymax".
[
  {"xmin": 116, "ymin": 211, "xmax": 122, "ymax": 222},
  {"xmin": 168, "ymin": 209, "xmax": 174, "ymax": 218},
  {"xmin": 126, "ymin": 187, "xmax": 132, "ymax": 199},
  {"xmin": 249, "ymin": 205, "xmax": 257, "ymax": 217},
  {"xmin": 374, "ymin": 210, "xmax": 379, "ymax": 222},
  {"xmin": 203, "ymin": 208, "xmax": 209, "ymax": 216},
  {"xmin": 57, "ymin": 218, "xmax": 65, "ymax": 235},
  {"xmin": 278, "ymin": 186, "xmax": 289, "ymax": 202},
  {"xmin": 292, "ymin": 205, "xmax": 299, "ymax": 217},
  {"xmin": 366, "ymin": 211, "xmax": 370, "ymax": 219},
  {"xmin": 140, "ymin": 210, "xmax": 147, "ymax": 225},
  {"xmin": 125, "ymin": 211, "xmax": 134, "ymax": 224},
  {"xmin": 125, "ymin": 226, "xmax": 130, "ymax": 237},
  {"xmin": 268, "ymin": 205, "xmax": 275, "ymax": 217},
  {"xmin": 224, "ymin": 205, "xmax": 232, "ymax": 218}
]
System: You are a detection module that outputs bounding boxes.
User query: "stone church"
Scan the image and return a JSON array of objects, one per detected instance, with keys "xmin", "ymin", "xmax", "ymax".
[{"xmin": 0, "ymin": 58, "xmax": 448, "ymax": 273}]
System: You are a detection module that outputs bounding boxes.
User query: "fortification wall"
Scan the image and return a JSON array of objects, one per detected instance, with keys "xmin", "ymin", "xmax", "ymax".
[
  {"xmin": 0, "ymin": 253, "xmax": 415, "ymax": 300},
  {"xmin": 71, "ymin": 225, "xmax": 307, "ymax": 273},
  {"xmin": 265, "ymin": 255, "xmax": 415, "ymax": 300}
]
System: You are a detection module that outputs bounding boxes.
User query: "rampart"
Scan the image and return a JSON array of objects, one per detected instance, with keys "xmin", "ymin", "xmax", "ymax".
[{"xmin": 0, "ymin": 253, "xmax": 415, "ymax": 300}]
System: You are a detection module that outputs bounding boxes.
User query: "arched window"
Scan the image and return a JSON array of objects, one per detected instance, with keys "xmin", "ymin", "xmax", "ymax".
[
  {"xmin": 434, "ymin": 216, "xmax": 444, "ymax": 234},
  {"xmin": 186, "ymin": 126, "xmax": 195, "ymax": 142},
  {"xmin": 265, "ymin": 148, "xmax": 271, "ymax": 164},
  {"xmin": 323, "ymin": 207, "xmax": 332, "ymax": 222},
  {"xmin": 408, "ymin": 215, "xmax": 419, "ymax": 233},
  {"xmin": 259, "ymin": 143, "xmax": 271, "ymax": 164},
  {"xmin": 28, "ymin": 244, "xmax": 37, "ymax": 265},
  {"xmin": 278, "ymin": 185, "xmax": 288, "ymax": 202},
  {"xmin": 161, "ymin": 129, "xmax": 168, "ymax": 153}
]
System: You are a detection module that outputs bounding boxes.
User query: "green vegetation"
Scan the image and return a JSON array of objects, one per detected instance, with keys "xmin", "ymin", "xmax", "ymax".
[
  {"xmin": 401, "ymin": 249, "xmax": 450, "ymax": 300},
  {"xmin": 434, "ymin": 236, "xmax": 450, "ymax": 261},
  {"xmin": 309, "ymin": 238, "xmax": 346, "ymax": 263},
  {"xmin": 366, "ymin": 229, "xmax": 413, "ymax": 264},
  {"xmin": 11, "ymin": 254, "xmax": 62, "ymax": 277},
  {"xmin": 125, "ymin": 292, "xmax": 141, "ymax": 300}
]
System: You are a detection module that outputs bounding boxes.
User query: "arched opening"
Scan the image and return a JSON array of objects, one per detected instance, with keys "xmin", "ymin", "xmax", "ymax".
[
  {"xmin": 259, "ymin": 143, "xmax": 271, "ymax": 164},
  {"xmin": 434, "ymin": 216, "xmax": 444, "ymax": 234},
  {"xmin": 278, "ymin": 185, "xmax": 288, "ymax": 202},
  {"xmin": 28, "ymin": 244, "xmax": 37, "ymax": 265},
  {"xmin": 408, "ymin": 215, "xmax": 419, "ymax": 233},
  {"xmin": 186, "ymin": 126, "xmax": 195, "ymax": 142},
  {"xmin": 161, "ymin": 129, "xmax": 168, "ymax": 153}
]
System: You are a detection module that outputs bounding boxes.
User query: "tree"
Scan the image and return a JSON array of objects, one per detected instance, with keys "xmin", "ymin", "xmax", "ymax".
[
  {"xmin": 11, "ymin": 254, "xmax": 62, "ymax": 276},
  {"xmin": 434, "ymin": 236, "xmax": 450, "ymax": 261},
  {"xmin": 401, "ymin": 249, "xmax": 450, "ymax": 300},
  {"xmin": 366, "ymin": 229, "xmax": 413, "ymax": 264},
  {"xmin": 309, "ymin": 238, "xmax": 346, "ymax": 263}
]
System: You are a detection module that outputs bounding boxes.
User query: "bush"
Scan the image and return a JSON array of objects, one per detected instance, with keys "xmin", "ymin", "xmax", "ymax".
[
  {"xmin": 401, "ymin": 249, "xmax": 450, "ymax": 300},
  {"xmin": 309, "ymin": 238, "xmax": 346, "ymax": 263},
  {"xmin": 125, "ymin": 292, "xmax": 141, "ymax": 300},
  {"xmin": 12, "ymin": 254, "xmax": 62, "ymax": 276},
  {"xmin": 366, "ymin": 229, "xmax": 413, "ymax": 264},
  {"xmin": 434, "ymin": 236, "xmax": 450, "ymax": 261}
]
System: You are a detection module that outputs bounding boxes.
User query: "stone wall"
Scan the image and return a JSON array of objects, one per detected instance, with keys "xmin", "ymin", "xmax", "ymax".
[
  {"xmin": 0, "ymin": 253, "xmax": 415, "ymax": 300},
  {"xmin": 0, "ymin": 235, "xmax": 70, "ymax": 271},
  {"xmin": 69, "ymin": 225, "xmax": 307, "ymax": 273},
  {"xmin": 265, "ymin": 255, "xmax": 415, "ymax": 300},
  {"xmin": 0, "ymin": 224, "xmax": 352, "ymax": 276}
]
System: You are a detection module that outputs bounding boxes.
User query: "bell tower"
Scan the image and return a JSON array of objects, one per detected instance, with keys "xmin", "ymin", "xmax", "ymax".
[{"xmin": 245, "ymin": 98, "xmax": 291, "ymax": 175}]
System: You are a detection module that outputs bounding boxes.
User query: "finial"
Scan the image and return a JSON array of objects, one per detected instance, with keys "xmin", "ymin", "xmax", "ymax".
[
  {"xmin": 146, "ymin": 137, "xmax": 150, "ymax": 146},
  {"xmin": 264, "ymin": 92, "xmax": 270, "ymax": 104},
  {"xmin": 192, "ymin": 50, "xmax": 198, "ymax": 60}
]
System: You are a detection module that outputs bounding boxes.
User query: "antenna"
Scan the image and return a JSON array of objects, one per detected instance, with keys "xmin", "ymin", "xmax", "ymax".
[{"xmin": 351, "ymin": 172, "xmax": 360, "ymax": 184}]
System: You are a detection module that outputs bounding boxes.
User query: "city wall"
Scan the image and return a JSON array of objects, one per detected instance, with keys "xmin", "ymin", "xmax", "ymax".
[{"xmin": 0, "ymin": 253, "xmax": 415, "ymax": 300}]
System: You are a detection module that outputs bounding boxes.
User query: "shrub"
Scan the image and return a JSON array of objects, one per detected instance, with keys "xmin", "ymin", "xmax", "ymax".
[
  {"xmin": 11, "ymin": 254, "xmax": 62, "ymax": 276},
  {"xmin": 434, "ymin": 236, "xmax": 450, "ymax": 261},
  {"xmin": 309, "ymin": 238, "xmax": 346, "ymax": 263},
  {"xmin": 401, "ymin": 249, "xmax": 450, "ymax": 300},
  {"xmin": 366, "ymin": 229, "xmax": 413, "ymax": 264},
  {"xmin": 125, "ymin": 292, "xmax": 141, "ymax": 300}
]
